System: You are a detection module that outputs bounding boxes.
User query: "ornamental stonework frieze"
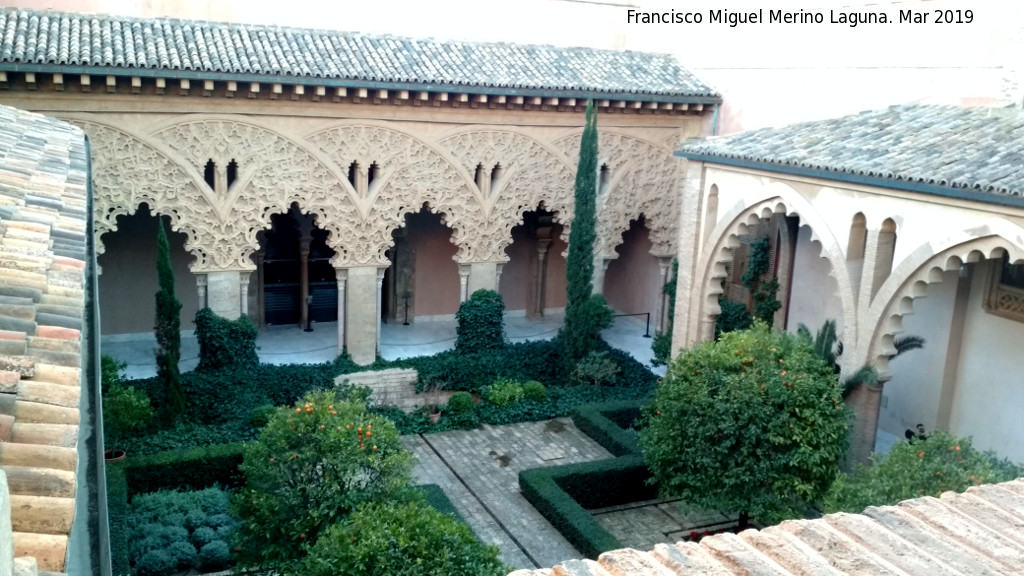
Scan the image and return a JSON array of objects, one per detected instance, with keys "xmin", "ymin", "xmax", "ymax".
[
  {"xmin": 440, "ymin": 130, "xmax": 575, "ymax": 262},
  {"xmin": 556, "ymin": 132, "xmax": 682, "ymax": 259}
]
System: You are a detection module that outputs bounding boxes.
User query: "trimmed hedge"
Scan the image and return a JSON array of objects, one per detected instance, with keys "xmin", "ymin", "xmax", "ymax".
[
  {"xmin": 107, "ymin": 461, "xmax": 130, "ymax": 576},
  {"xmin": 518, "ymin": 454, "xmax": 656, "ymax": 558},
  {"xmin": 416, "ymin": 483, "xmax": 464, "ymax": 523},
  {"xmin": 125, "ymin": 443, "xmax": 245, "ymax": 498},
  {"xmin": 571, "ymin": 401, "xmax": 643, "ymax": 457}
]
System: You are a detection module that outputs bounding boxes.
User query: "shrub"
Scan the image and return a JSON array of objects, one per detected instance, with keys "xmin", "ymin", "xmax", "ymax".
[
  {"xmin": 446, "ymin": 391, "xmax": 474, "ymax": 414},
  {"xmin": 455, "ymin": 289, "xmax": 506, "ymax": 353},
  {"xmin": 107, "ymin": 463, "xmax": 130, "ymax": 576},
  {"xmin": 125, "ymin": 443, "xmax": 245, "ymax": 497},
  {"xmin": 135, "ymin": 549, "xmax": 175, "ymax": 576},
  {"xmin": 250, "ymin": 404, "xmax": 278, "ymax": 428},
  {"xmin": 570, "ymin": 351, "xmax": 619, "ymax": 387},
  {"xmin": 233, "ymin": 389, "xmax": 413, "ymax": 572},
  {"xmin": 640, "ymin": 322, "xmax": 849, "ymax": 526},
  {"xmin": 824, "ymin": 431, "xmax": 1024, "ymax": 514},
  {"xmin": 102, "ymin": 354, "xmax": 127, "ymax": 395},
  {"xmin": 197, "ymin": 540, "xmax": 232, "ymax": 572},
  {"xmin": 715, "ymin": 297, "xmax": 752, "ymax": 339},
  {"xmin": 486, "ymin": 378, "xmax": 524, "ymax": 407},
  {"xmin": 103, "ymin": 384, "xmax": 155, "ymax": 453},
  {"xmin": 302, "ymin": 501, "xmax": 507, "ymax": 576},
  {"xmin": 194, "ymin": 307, "xmax": 259, "ymax": 371},
  {"xmin": 650, "ymin": 331, "xmax": 672, "ymax": 367},
  {"xmin": 168, "ymin": 540, "xmax": 197, "ymax": 570},
  {"xmin": 571, "ymin": 401, "xmax": 643, "ymax": 457},
  {"xmin": 522, "ymin": 380, "xmax": 547, "ymax": 402},
  {"xmin": 416, "ymin": 484, "xmax": 463, "ymax": 522},
  {"xmin": 191, "ymin": 525, "xmax": 217, "ymax": 549}
]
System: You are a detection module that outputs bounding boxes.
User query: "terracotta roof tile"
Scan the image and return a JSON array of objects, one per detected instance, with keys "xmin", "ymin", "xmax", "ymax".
[{"xmin": 0, "ymin": 8, "xmax": 718, "ymax": 102}]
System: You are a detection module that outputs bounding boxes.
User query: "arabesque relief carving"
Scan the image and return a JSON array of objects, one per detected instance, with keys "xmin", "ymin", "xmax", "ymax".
[
  {"xmin": 441, "ymin": 130, "xmax": 575, "ymax": 261},
  {"xmin": 556, "ymin": 132, "xmax": 683, "ymax": 258}
]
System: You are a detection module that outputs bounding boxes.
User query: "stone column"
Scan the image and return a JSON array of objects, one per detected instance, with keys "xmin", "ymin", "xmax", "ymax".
[
  {"xmin": 299, "ymin": 241, "xmax": 311, "ymax": 328},
  {"xmin": 255, "ymin": 251, "xmax": 266, "ymax": 327},
  {"xmin": 336, "ymin": 268, "xmax": 347, "ymax": 357},
  {"xmin": 495, "ymin": 263, "xmax": 504, "ymax": 292},
  {"xmin": 376, "ymin": 268, "xmax": 386, "ymax": 355},
  {"xmin": 239, "ymin": 272, "xmax": 250, "ymax": 316},
  {"xmin": 467, "ymin": 262, "xmax": 498, "ymax": 295},
  {"xmin": 592, "ymin": 257, "xmax": 611, "ymax": 295},
  {"xmin": 344, "ymin": 266, "xmax": 380, "ymax": 365},
  {"xmin": 534, "ymin": 240, "xmax": 551, "ymax": 317},
  {"xmin": 205, "ymin": 270, "xmax": 244, "ymax": 319},
  {"xmin": 196, "ymin": 275, "xmax": 208, "ymax": 309},
  {"xmin": 656, "ymin": 257, "xmax": 672, "ymax": 333},
  {"xmin": 458, "ymin": 265, "xmax": 471, "ymax": 303}
]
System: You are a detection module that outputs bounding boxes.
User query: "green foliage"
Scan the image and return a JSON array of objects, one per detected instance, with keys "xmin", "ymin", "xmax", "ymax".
[
  {"xmin": 416, "ymin": 484, "xmax": 464, "ymax": 522},
  {"xmin": 102, "ymin": 354, "xmax": 127, "ymax": 395},
  {"xmin": 104, "ymin": 384, "xmax": 156, "ymax": 453},
  {"xmin": 405, "ymin": 340, "xmax": 567, "ymax": 394},
  {"xmin": 639, "ymin": 322, "xmax": 849, "ymax": 524},
  {"xmin": 714, "ymin": 297, "xmax": 753, "ymax": 339},
  {"xmin": 571, "ymin": 401, "xmax": 643, "ymax": 457},
  {"xmin": 741, "ymin": 236, "xmax": 771, "ymax": 286},
  {"xmin": 250, "ymin": 404, "xmax": 278, "ymax": 428},
  {"xmin": 824, "ymin": 431, "xmax": 1024, "ymax": 514},
  {"xmin": 197, "ymin": 541, "xmax": 231, "ymax": 572},
  {"xmin": 107, "ymin": 462, "xmax": 130, "ymax": 576},
  {"xmin": 652, "ymin": 259, "xmax": 679, "ymax": 366},
  {"xmin": 519, "ymin": 454, "xmax": 655, "ymax": 558},
  {"xmin": 194, "ymin": 307, "xmax": 259, "ymax": 371},
  {"xmin": 302, "ymin": 500, "xmax": 507, "ymax": 576},
  {"xmin": 522, "ymin": 380, "xmax": 547, "ymax": 402},
  {"xmin": 155, "ymin": 218, "xmax": 185, "ymax": 423},
  {"xmin": 455, "ymin": 289, "xmax": 506, "ymax": 353},
  {"xmin": 233, "ymin": 389, "xmax": 413, "ymax": 572},
  {"xmin": 486, "ymin": 378, "xmax": 524, "ymax": 407},
  {"xmin": 476, "ymin": 383, "xmax": 651, "ymax": 427},
  {"xmin": 570, "ymin": 351, "xmax": 620, "ymax": 387},
  {"xmin": 560, "ymin": 101, "xmax": 613, "ymax": 362},
  {"xmin": 446, "ymin": 391, "xmax": 475, "ymax": 414},
  {"xmin": 752, "ymin": 278, "xmax": 782, "ymax": 326},
  {"xmin": 125, "ymin": 443, "xmax": 246, "ymax": 498}
]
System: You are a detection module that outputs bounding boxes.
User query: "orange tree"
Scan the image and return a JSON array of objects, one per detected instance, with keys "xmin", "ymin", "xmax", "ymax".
[
  {"xmin": 232, "ymin": 389, "xmax": 413, "ymax": 571},
  {"xmin": 639, "ymin": 322, "xmax": 849, "ymax": 526}
]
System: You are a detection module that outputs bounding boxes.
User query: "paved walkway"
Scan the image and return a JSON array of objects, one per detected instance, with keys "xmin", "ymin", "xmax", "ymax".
[{"xmin": 402, "ymin": 418, "xmax": 613, "ymax": 570}]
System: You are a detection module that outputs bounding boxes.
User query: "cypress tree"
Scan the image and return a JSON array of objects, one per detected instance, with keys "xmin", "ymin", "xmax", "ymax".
[
  {"xmin": 155, "ymin": 218, "xmax": 185, "ymax": 422},
  {"xmin": 559, "ymin": 100, "xmax": 613, "ymax": 361}
]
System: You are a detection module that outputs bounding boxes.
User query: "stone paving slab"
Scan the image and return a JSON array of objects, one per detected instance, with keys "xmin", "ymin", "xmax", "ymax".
[
  {"xmin": 403, "ymin": 418, "xmax": 613, "ymax": 570},
  {"xmin": 593, "ymin": 500, "xmax": 737, "ymax": 550}
]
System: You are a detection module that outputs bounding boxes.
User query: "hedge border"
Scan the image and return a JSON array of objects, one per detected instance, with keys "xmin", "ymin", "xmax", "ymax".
[
  {"xmin": 107, "ymin": 461, "xmax": 130, "ymax": 576},
  {"xmin": 125, "ymin": 442, "xmax": 246, "ymax": 498},
  {"xmin": 571, "ymin": 401, "xmax": 644, "ymax": 457},
  {"xmin": 519, "ymin": 454, "xmax": 655, "ymax": 558},
  {"xmin": 416, "ymin": 483, "xmax": 465, "ymax": 524}
]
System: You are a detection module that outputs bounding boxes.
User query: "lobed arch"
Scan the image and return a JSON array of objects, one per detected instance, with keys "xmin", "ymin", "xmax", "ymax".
[
  {"xmin": 65, "ymin": 117, "xmax": 215, "ymax": 270},
  {"xmin": 860, "ymin": 227, "xmax": 1024, "ymax": 377},
  {"xmin": 554, "ymin": 130, "xmax": 682, "ymax": 259},
  {"xmin": 691, "ymin": 184, "xmax": 857, "ymax": 346},
  {"xmin": 440, "ymin": 128, "xmax": 576, "ymax": 262}
]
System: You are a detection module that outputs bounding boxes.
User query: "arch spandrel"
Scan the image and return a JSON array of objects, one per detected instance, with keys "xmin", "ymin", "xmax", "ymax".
[
  {"xmin": 67, "ymin": 118, "xmax": 218, "ymax": 270},
  {"xmin": 554, "ymin": 131, "xmax": 682, "ymax": 259},
  {"xmin": 307, "ymin": 124, "xmax": 482, "ymax": 266},
  {"xmin": 152, "ymin": 119, "xmax": 362, "ymax": 269},
  {"xmin": 861, "ymin": 226, "xmax": 1024, "ymax": 376},
  {"xmin": 693, "ymin": 186, "xmax": 857, "ymax": 347},
  {"xmin": 439, "ymin": 129, "xmax": 575, "ymax": 262}
]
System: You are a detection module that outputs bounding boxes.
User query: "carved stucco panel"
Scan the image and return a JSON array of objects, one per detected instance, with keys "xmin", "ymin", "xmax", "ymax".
[
  {"xmin": 307, "ymin": 125, "xmax": 483, "ymax": 265},
  {"xmin": 69, "ymin": 119, "xmax": 220, "ymax": 270},
  {"xmin": 440, "ymin": 130, "xmax": 575, "ymax": 261},
  {"xmin": 154, "ymin": 119, "xmax": 358, "ymax": 270},
  {"xmin": 556, "ymin": 132, "xmax": 682, "ymax": 258}
]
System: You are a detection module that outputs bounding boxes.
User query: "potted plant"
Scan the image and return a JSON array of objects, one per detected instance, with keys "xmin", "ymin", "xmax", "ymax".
[
  {"xmin": 103, "ymin": 383, "xmax": 155, "ymax": 461},
  {"xmin": 420, "ymin": 404, "xmax": 442, "ymax": 425}
]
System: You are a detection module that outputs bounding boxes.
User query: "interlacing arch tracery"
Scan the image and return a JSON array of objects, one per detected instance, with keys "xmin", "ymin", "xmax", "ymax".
[
  {"xmin": 306, "ymin": 124, "xmax": 482, "ymax": 265},
  {"xmin": 155, "ymin": 118, "xmax": 356, "ymax": 270},
  {"xmin": 65, "ymin": 118, "xmax": 213, "ymax": 269},
  {"xmin": 695, "ymin": 191, "xmax": 857, "ymax": 344},
  {"xmin": 861, "ymin": 229, "xmax": 1024, "ymax": 377},
  {"xmin": 439, "ymin": 129, "xmax": 575, "ymax": 262},
  {"xmin": 555, "ymin": 131, "xmax": 681, "ymax": 258}
]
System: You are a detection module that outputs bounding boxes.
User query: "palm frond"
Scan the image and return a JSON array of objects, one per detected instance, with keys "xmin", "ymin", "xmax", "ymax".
[
  {"xmin": 891, "ymin": 335, "xmax": 925, "ymax": 358},
  {"xmin": 841, "ymin": 364, "xmax": 878, "ymax": 398}
]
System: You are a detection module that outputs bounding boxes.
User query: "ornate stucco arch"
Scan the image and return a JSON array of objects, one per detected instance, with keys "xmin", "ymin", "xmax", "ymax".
[
  {"xmin": 554, "ymin": 130, "xmax": 681, "ymax": 259},
  {"xmin": 440, "ymin": 128, "xmax": 575, "ymax": 262},
  {"xmin": 152, "ymin": 116, "xmax": 357, "ymax": 271},
  {"xmin": 64, "ymin": 117, "xmax": 215, "ymax": 269},
  {"xmin": 691, "ymin": 184, "xmax": 857, "ymax": 345},
  {"xmin": 859, "ymin": 223, "xmax": 1024, "ymax": 377},
  {"xmin": 306, "ymin": 123, "xmax": 483, "ymax": 266}
]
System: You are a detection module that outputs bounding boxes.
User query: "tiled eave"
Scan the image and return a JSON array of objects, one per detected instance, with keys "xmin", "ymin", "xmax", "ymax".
[
  {"xmin": 678, "ymin": 152, "xmax": 1024, "ymax": 210},
  {"xmin": 0, "ymin": 65, "xmax": 716, "ymax": 114}
]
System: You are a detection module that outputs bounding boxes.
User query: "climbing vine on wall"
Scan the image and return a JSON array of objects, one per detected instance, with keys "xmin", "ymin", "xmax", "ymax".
[{"xmin": 742, "ymin": 236, "xmax": 781, "ymax": 328}]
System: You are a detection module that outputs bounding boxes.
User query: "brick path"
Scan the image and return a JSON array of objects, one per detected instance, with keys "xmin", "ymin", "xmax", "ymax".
[
  {"xmin": 591, "ymin": 499, "xmax": 736, "ymax": 550},
  {"xmin": 402, "ymin": 418, "xmax": 612, "ymax": 570}
]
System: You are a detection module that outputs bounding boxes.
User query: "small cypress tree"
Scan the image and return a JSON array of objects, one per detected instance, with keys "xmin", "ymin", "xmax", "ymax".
[
  {"xmin": 155, "ymin": 218, "xmax": 185, "ymax": 422},
  {"xmin": 559, "ymin": 100, "xmax": 613, "ymax": 362}
]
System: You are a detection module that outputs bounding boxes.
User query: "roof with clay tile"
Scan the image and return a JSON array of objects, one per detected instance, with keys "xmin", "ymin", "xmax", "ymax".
[
  {"xmin": 0, "ymin": 103, "xmax": 88, "ymax": 574},
  {"xmin": 511, "ymin": 478, "xmax": 1024, "ymax": 576},
  {"xmin": 677, "ymin": 104, "xmax": 1024, "ymax": 207},
  {"xmin": 0, "ymin": 8, "xmax": 718, "ymax": 103}
]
